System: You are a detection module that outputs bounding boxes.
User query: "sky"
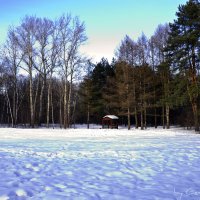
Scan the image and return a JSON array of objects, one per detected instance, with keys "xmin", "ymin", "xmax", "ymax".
[{"xmin": 0, "ymin": 0, "xmax": 188, "ymax": 62}]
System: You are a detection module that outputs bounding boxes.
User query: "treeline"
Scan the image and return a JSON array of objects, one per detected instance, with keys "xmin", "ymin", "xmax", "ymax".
[
  {"xmin": 78, "ymin": 0, "xmax": 200, "ymax": 131},
  {"xmin": 0, "ymin": 0, "xmax": 200, "ymax": 131}
]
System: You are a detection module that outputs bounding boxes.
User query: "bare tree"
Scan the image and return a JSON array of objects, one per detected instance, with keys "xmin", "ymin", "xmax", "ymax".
[
  {"xmin": 153, "ymin": 24, "xmax": 170, "ymax": 129},
  {"xmin": 149, "ymin": 35, "xmax": 158, "ymax": 128},
  {"xmin": 0, "ymin": 27, "xmax": 24, "ymax": 127},
  {"xmin": 16, "ymin": 16, "xmax": 38, "ymax": 127},
  {"xmin": 46, "ymin": 21, "xmax": 60, "ymax": 128},
  {"xmin": 116, "ymin": 36, "xmax": 139, "ymax": 129},
  {"xmin": 137, "ymin": 33, "xmax": 149, "ymax": 130},
  {"xmin": 58, "ymin": 14, "xmax": 87, "ymax": 129},
  {"xmin": 114, "ymin": 61, "xmax": 134, "ymax": 130},
  {"xmin": 33, "ymin": 18, "xmax": 54, "ymax": 126}
]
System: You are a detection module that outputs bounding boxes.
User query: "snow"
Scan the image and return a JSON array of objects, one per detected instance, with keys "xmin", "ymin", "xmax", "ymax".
[
  {"xmin": 103, "ymin": 115, "xmax": 119, "ymax": 119},
  {"xmin": 0, "ymin": 127, "xmax": 200, "ymax": 199}
]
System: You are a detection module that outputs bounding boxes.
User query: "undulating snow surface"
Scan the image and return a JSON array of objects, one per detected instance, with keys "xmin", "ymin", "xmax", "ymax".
[{"xmin": 0, "ymin": 127, "xmax": 200, "ymax": 200}]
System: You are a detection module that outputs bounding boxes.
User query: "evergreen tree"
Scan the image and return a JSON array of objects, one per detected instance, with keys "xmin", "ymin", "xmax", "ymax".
[
  {"xmin": 166, "ymin": 0, "xmax": 200, "ymax": 131},
  {"xmin": 90, "ymin": 58, "xmax": 115, "ymax": 122},
  {"xmin": 78, "ymin": 74, "xmax": 93, "ymax": 128}
]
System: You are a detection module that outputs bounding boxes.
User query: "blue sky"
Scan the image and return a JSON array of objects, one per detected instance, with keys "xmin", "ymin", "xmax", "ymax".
[{"xmin": 0, "ymin": 0, "xmax": 188, "ymax": 62}]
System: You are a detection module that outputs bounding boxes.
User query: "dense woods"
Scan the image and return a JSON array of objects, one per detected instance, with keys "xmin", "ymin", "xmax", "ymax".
[{"xmin": 0, "ymin": 0, "xmax": 199, "ymax": 131}]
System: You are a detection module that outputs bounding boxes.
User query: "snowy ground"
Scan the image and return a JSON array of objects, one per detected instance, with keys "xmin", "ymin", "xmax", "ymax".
[{"xmin": 0, "ymin": 127, "xmax": 200, "ymax": 200}]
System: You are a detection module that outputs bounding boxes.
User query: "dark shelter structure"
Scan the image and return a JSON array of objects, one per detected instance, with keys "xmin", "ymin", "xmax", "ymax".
[{"xmin": 102, "ymin": 115, "xmax": 119, "ymax": 129}]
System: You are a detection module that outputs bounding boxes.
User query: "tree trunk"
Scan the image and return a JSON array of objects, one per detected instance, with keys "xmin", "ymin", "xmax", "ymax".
[
  {"xmin": 154, "ymin": 83, "xmax": 157, "ymax": 129},
  {"xmin": 133, "ymin": 83, "xmax": 138, "ymax": 129},
  {"xmin": 13, "ymin": 76, "xmax": 16, "ymax": 127},
  {"xmin": 63, "ymin": 80, "xmax": 67, "ymax": 129},
  {"xmin": 162, "ymin": 106, "xmax": 165, "ymax": 129},
  {"xmin": 134, "ymin": 107, "xmax": 138, "ymax": 129},
  {"xmin": 144, "ymin": 106, "xmax": 147, "ymax": 129},
  {"xmin": 32, "ymin": 75, "xmax": 40, "ymax": 127},
  {"xmin": 51, "ymin": 84, "xmax": 55, "ymax": 129},
  {"xmin": 67, "ymin": 81, "xmax": 72, "ymax": 128},
  {"xmin": 187, "ymin": 62, "xmax": 199, "ymax": 132},
  {"xmin": 187, "ymin": 81, "xmax": 199, "ymax": 132},
  {"xmin": 5, "ymin": 89, "xmax": 14, "ymax": 127},
  {"xmin": 153, "ymin": 61, "xmax": 157, "ymax": 129},
  {"xmin": 1, "ymin": 99, "xmax": 6, "ymax": 124},
  {"xmin": 141, "ymin": 109, "xmax": 144, "ymax": 130},
  {"xmin": 87, "ymin": 103, "xmax": 90, "ymax": 129},
  {"xmin": 12, "ymin": 96, "xmax": 15, "ymax": 127},
  {"xmin": 128, "ymin": 107, "xmax": 131, "ymax": 130},
  {"xmin": 154, "ymin": 108, "xmax": 157, "ymax": 129},
  {"xmin": 192, "ymin": 101, "xmax": 199, "ymax": 132},
  {"xmin": 143, "ymin": 84, "xmax": 147, "ymax": 129},
  {"xmin": 46, "ymin": 79, "xmax": 50, "ymax": 128},
  {"xmin": 71, "ymin": 93, "xmax": 77, "ymax": 129},
  {"xmin": 7, "ymin": 101, "xmax": 10, "ymax": 126},
  {"xmin": 38, "ymin": 78, "xmax": 45, "ymax": 126},
  {"xmin": 166, "ymin": 104, "xmax": 170, "ymax": 129},
  {"xmin": 15, "ymin": 89, "xmax": 19, "ymax": 127},
  {"xmin": 29, "ymin": 71, "xmax": 34, "ymax": 128},
  {"xmin": 60, "ymin": 95, "xmax": 63, "ymax": 129}
]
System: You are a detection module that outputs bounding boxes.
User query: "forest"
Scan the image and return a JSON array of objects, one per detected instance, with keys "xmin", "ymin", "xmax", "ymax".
[{"xmin": 0, "ymin": 0, "xmax": 199, "ymax": 131}]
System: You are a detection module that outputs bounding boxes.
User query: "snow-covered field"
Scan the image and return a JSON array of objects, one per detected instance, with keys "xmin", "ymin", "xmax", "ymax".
[{"xmin": 0, "ymin": 127, "xmax": 200, "ymax": 200}]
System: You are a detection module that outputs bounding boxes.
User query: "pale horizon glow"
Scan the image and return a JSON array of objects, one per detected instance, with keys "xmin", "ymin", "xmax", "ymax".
[{"xmin": 0, "ymin": 0, "xmax": 188, "ymax": 62}]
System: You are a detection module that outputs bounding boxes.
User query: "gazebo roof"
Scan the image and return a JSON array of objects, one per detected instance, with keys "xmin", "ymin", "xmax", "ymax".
[{"xmin": 103, "ymin": 115, "xmax": 119, "ymax": 120}]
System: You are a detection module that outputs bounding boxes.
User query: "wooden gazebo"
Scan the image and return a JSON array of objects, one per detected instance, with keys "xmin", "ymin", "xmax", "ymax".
[{"xmin": 102, "ymin": 115, "xmax": 119, "ymax": 129}]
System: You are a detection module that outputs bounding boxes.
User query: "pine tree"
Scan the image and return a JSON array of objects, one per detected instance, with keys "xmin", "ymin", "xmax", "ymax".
[
  {"xmin": 166, "ymin": 0, "xmax": 200, "ymax": 131},
  {"xmin": 90, "ymin": 58, "xmax": 114, "ymax": 122}
]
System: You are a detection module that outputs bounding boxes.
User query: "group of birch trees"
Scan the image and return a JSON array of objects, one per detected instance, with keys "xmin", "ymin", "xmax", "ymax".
[{"xmin": 0, "ymin": 15, "xmax": 87, "ymax": 128}]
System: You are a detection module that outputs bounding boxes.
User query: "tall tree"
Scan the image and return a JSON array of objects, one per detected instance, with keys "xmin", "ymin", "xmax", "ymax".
[
  {"xmin": 1, "ymin": 27, "xmax": 23, "ymax": 127},
  {"xmin": 137, "ymin": 33, "xmax": 149, "ymax": 129},
  {"xmin": 16, "ymin": 16, "xmax": 38, "ymax": 128},
  {"xmin": 90, "ymin": 58, "xmax": 114, "ymax": 121},
  {"xmin": 117, "ymin": 36, "xmax": 139, "ymax": 128},
  {"xmin": 46, "ymin": 22, "xmax": 60, "ymax": 128},
  {"xmin": 166, "ymin": 0, "xmax": 200, "ymax": 131},
  {"xmin": 153, "ymin": 24, "xmax": 170, "ymax": 129},
  {"xmin": 78, "ymin": 61, "xmax": 94, "ymax": 128},
  {"xmin": 58, "ymin": 14, "xmax": 87, "ymax": 129},
  {"xmin": 34, "ymin": 18, "xmax": 54, "ymax": 126},
  {"xmin": 115, "ymin": 61, "xmax": 134, "ymax": 130}
]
